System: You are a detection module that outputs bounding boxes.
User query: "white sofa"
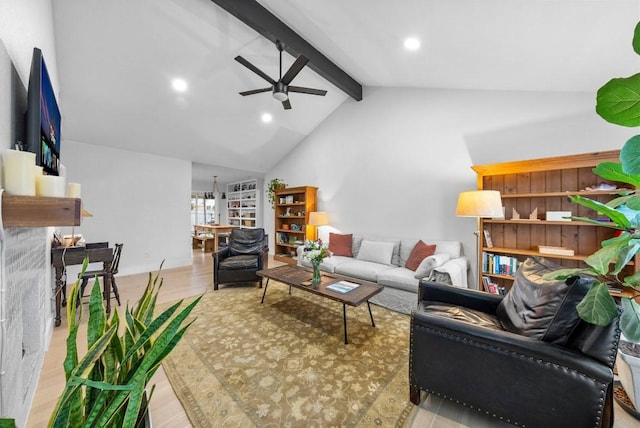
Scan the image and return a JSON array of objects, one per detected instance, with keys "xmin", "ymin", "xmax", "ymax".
[{"xmin": 297, "ymin": 234, "xmax": 468, "ymax": 314}]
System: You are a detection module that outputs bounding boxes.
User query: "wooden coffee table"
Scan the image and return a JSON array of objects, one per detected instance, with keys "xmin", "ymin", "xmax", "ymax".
[{"xmin": 257, "ymin": 265, "xmax": 383, "ymax": 344}]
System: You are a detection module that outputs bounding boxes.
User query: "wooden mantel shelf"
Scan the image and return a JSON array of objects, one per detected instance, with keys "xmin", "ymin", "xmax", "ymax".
[{"xmin": 2, "ymin": 194, "xmax": 81, "ymax": 227}]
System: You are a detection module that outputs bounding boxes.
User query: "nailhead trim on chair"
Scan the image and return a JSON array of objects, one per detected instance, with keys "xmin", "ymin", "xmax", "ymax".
[{"xmin": 409, "ymin": 322, "xmax": 607, "ymax": 428}]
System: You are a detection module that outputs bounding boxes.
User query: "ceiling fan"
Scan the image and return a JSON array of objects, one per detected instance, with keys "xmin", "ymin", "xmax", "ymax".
[{"xmin": 235, "ymin": 40, "xmax": 327, "ymax": 110}]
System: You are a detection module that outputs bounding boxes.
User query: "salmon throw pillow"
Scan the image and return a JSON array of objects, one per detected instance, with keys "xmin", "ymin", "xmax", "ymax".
[
  {"xmin": 328, "ymin": 233, "xmax": 353, "ymax": 257},
  {"xmin": 405, "ymin": 240, "xmax": 437, "ymax": 271}
]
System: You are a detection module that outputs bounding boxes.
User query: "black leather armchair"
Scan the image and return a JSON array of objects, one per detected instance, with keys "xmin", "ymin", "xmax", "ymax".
[
  {"xmin": 409, "ymin": 257, "xmax": 621, "ymax": 428},
  {"xmin": 213, "ymin": 228, "xmax": 268, "ymax": 290}
]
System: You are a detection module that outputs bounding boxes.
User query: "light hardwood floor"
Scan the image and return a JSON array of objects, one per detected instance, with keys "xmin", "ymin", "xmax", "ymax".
[{"xmin": 27, "ymin": 250, "xmax": 639, "ymax": 427}]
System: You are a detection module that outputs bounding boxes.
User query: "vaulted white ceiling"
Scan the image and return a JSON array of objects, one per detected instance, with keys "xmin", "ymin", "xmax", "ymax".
[{"xmin": 52, "ymin": 0, "xmax": 640, "ymax": 186}]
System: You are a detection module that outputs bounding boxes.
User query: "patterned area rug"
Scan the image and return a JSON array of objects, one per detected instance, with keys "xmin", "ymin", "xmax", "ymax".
[{"xmin": 162, "ymin": 283, "xmax": 415, "ymax": 427}]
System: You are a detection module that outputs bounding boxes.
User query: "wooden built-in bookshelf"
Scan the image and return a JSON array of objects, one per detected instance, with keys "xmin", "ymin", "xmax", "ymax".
[
  {"xmin": 473, "ymin": 150, "xmax": 637, "ymax": 294},
  {"xmin": 273, "ymin": 186, "xmax": 317, "ymax": 265}
]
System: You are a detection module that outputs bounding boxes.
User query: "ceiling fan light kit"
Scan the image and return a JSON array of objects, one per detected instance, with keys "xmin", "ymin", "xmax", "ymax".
[{"xmin": 235, "ymin": 40, "xmax": 327, "ymax": 110}]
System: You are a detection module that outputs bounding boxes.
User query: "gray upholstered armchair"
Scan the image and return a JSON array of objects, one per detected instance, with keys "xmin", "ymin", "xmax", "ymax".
[
  {"xmin": 213, "ymin": 228, "xmax": 268, "ymax": 290},
  {"xmin": 409, "ymin": 257, "xmax": 621, "ymax": 428}
]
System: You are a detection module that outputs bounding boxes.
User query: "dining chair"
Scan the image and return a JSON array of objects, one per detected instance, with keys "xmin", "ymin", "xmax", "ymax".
[{"xmin": 78, "ymin": 243, "xmax": 123, "ymax": 306}]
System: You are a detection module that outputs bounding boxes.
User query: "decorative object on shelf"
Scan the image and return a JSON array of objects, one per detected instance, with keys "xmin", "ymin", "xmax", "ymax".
[
  {"xmin": 303, "ymin": 239, "xmax": 331, "ymax": 284},
  {"xmin": 285, "ymin": 195, "xmax": 294, "ymax": 204},
  {"xmin": 512, "ymin": 207, "xmax": 539, "ymax": 221},
  {"xmin": 291, "ymin": 223, "xmax": 300, "ymax": 231},
  {"xmin": 308, "ymin": 211, "xmax": 329, "ymax": 240},
  {"xmin": 3, "ymin": 149, "xmax": 36, "ymax": 196},
  {"xmin": 266, "ymin": 178, "xmax": 286, "ymax": 208},
  {"xmin": 545, "ymin": 211, "xmax": 572, "ymax": 221},
  {"xmin": 548, "ymin": 21, "xmax": 640, "ymax": 411},
  {"xmin": 48, "ymin": 260, "xmax": 200, "ymax": 427},
  {"xmin": 66, "ymin": 182, "xmax": 81, "ymax": 198},
  {"xmin": 483, "ymin": 229, "xmax": 493, "ymax": 248},
  {"xmin": 456, "ymin": 190, "xmax": 504, "ymax": 287},
  {"xmin": 537, "ymin": 245, "xmax": 575, "ymax": 256}
]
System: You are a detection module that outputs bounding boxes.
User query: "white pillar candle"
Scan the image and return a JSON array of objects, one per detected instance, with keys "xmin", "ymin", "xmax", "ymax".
[
  {"xmin": 3, "ymin": 149, "xmax": 36, "ymax": 196},
  {"xmin": 36, "ymin": 175, "xmax": 66, "ymax": 197},
  {"xmin": 67, "ymin": 182, "xmax": 81, "ymax": 198}
]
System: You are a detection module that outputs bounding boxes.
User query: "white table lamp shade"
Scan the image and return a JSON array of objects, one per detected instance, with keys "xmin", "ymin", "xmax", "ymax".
[
  {"xmin": 456, "ymin": 190, "xmax": 503, "ymax": 218},
  {"xmin": 308, "ymin": 211, "xmax": 329, "ymax": 226}
]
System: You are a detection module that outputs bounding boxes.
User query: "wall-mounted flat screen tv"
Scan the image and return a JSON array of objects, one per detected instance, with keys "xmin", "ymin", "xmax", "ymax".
[{"xmin": 25, "ymin": 47, "xmax": 61, "ymax": 175}]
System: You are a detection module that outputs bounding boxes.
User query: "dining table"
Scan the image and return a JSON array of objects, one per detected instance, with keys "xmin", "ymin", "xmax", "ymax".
[{"xmin": 193, "ymin": 224, "xmax": 239, "ymax": 253}]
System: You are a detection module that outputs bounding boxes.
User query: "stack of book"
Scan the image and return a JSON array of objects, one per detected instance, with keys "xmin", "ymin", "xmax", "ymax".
[
  {"xmin": 482, "ymin": 276, "xmax": 507, "ymax": 295},
  {"xmin": 482, "ymin": 252, "xmax": 520, "ymax": 276}
]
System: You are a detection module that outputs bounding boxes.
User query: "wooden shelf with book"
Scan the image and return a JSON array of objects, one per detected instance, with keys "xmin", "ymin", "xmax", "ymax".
[
  {"xmin": 473, "ymin": 150, "xmax": 638, "ymax": 294},
  {"xmin": 273, "ymin": 186, "xmax": 317, "ymax": 265}
]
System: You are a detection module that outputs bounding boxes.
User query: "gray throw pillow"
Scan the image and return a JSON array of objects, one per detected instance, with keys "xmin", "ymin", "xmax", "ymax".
[{"xmin": 496, "ymin": 257, "xmax": 591, "ymax": 345}]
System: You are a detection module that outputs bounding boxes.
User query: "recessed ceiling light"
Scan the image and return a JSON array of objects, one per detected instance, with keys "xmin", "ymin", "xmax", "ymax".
[
  {"xmin": 404, "ymin": 37, "xmax": 421, "ymax": 51},
  {"xmin": 261, "ymin": 113, "xmax": 273, "ymax": 123},
  {"xmin": 171, "ymin": 78, "xmax": 188, "ymax": 93}
]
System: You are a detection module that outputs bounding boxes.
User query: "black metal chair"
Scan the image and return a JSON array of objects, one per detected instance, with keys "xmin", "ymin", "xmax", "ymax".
[
  {"xmin": 213, "ymin": 228, "xmax": 268, "ymax": 290},
  {"xmin": 78, "ymin": 243, "xmax": 123, "ymax": 306},
  {"xmin": 409, "ymin": 257, "xmax": 621, "ymax": 428}
]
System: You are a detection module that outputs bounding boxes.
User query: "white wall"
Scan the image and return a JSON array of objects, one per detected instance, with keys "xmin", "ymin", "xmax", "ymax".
[
  {"xmin": 59, "ymin": 140, "xmax": 193, "ymax": 278},
  {"xmin": 266, "ymin": 86, "xmax": 635, "ymax": 288},
  {"xmin": 0, "ymin": 1, "xmax": 60, "ymax": 425}
]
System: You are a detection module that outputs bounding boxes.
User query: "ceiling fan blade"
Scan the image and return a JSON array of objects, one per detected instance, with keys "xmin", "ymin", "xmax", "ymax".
[
  {"xmin": 234, "ymin": 56, "xmax": 276, "ymax": 85},
  {"xmin": 239, "ymin": 88, "xmax": 272, "ymax": 96},
  {"xmin": 289, "ymin": 86, "xmax": 328, "ymax": 96},
  {"xmin": 282, "ymin": 99, "xmax": 292, "ymax": 110},
  {"xmin": 281, "ymin": 55, "xmax": 309, "ymax": 85}
]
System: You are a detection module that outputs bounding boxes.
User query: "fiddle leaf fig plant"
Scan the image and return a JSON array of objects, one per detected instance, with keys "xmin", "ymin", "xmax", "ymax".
[
  {"xmin": 548, "ymin": 21, "xmax": 640, "ymax": 343},
  {"xmin": 595, "ymin": 22, "xmax": 640, "ymax": 127}
]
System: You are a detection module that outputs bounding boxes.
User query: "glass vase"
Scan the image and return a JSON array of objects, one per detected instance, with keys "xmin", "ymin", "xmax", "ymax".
[{"xmin": 312, "ymin": 261, "xmax": 322, "ymax": 284}]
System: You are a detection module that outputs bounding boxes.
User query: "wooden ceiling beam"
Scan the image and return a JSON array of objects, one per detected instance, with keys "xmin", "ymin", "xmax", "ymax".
[{"xmin": 210, "ymin": 0, "xmax": 363, "ymax": 101}]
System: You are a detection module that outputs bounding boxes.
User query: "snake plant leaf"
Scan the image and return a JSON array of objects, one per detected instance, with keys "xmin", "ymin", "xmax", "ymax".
[
  {"xmin": 568, "ymin": 195, "xmax": 632, "ymax": 228},
  {"xmin": 576, "ymin": 282, "xmax": 619, "ymax": 326},
  {"xmin": 122, "ymin": 382, "xmax": 146, "ymax": 428},
  {"xmin": 633, "ymin": 21, "xmax": 640, "ymax": 55},
  {"xmin": 121, "ymin": 299, "xmax": 183, "ymax": 364},
  {"xmin": 94, "ymin": 296, "xmax": 201, "ymax": 427},
  {"xmin": 68, "ymin": 375, "xmax": 135, "ymax": 391},
  {"xmin": 621, "ymin": 299, "xmax": 640, "ymax": 342},
  {"xmin": 596, "ymin": 73, "xmax": 640, "ymax": 127},
  {"xmin": 87, "ymin": 279, "xmax": 106, "ymax": 349},
  {"xmin": 621, "ymin": 135, "xmax": 640, "ymax": 175}
]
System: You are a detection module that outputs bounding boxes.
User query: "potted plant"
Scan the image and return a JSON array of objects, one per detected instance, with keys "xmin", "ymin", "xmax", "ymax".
[
  {"xmin": 266, "ymin": 178, "xmax": 286, "ymax": 209},
  {"xmin": 549, "ymin": 20, "xmax": 640, "ymax": 409},
  {"xmin": 48, "ymin": 259, "xmax": 201, "ymax": 427}
]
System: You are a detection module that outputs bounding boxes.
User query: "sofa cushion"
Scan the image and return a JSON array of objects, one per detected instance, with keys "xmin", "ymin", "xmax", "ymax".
[
  {"xmin": 357, "ymin": 235, "xmax": 401, "ymax": 265},
  {"xmin": 335, "ymin": 260, "xmax": 394, "ymax": 282},
  {"xmin": 377, "ymin": 267, "xmax": 420, "ymax": 293},
  {"xmin": 414, "ymin": 253, "xmax": 451, "ymax": 279},
  {"xmin": 496, "ymin": 256, "xmax": 591, "ymax": 345},
  {"xmin": 328, "ymin": 233, "xmax": 353, "ymax": 257},
  {"xmin": 356, "ymin": 240, "xmax": 395, "ymax": 265},
  {"xmin": 405, "ymin": 240, "xmax": 437, "ymax": 271}
]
